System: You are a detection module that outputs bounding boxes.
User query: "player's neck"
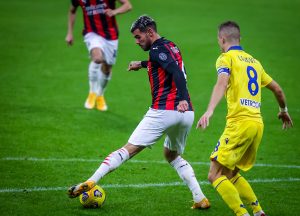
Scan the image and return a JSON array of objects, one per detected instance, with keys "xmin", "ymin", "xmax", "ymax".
[
  {"xmin": 224, "ymin": 43, "xmax": 240, "ymax": 52},
  {"xmin": 150, "ymin": 34, "xmax": 161, "ymax": 45}
]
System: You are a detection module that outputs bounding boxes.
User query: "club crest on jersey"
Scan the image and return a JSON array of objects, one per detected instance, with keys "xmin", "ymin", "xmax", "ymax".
[
  {"xmin": 159, "ymin": 53, "xmax": 167, "ymax": 61},
  {"xmin": 170, "ymin": 46, "xmax": 179, "ymax": 54}
]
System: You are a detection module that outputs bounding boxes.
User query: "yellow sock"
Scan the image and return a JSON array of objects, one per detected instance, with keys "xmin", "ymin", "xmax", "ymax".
[
  {"xmin": 230, "ymin": 173, "xmax": 262, "ymax": 213},
  {"xmin": 213, "ymin": 175, "xmax": 248, "ymax": 216}
]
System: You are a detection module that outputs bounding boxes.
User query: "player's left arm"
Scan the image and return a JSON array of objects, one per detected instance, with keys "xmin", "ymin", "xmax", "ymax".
[
  {"xmin": 197, "ymin": 73, "xmax": 229, "ymax": 129},
  {"xmin": 127, "ymin": 61, "xmax": 147, "ymax": 71},
  {"xmin": 105, "ymin": 0, "xmax": 132, "ymax": 17},
  {"xmin": 164, "ymin": 62, "xmax": 189, "ymax": 112},
  {"xmin": 266, "ymin": 80, "xmax": 293, "ymax": 129},
  {"xmin": 149, "ymin": 46, "xmax": 189, "ymax": 112}
]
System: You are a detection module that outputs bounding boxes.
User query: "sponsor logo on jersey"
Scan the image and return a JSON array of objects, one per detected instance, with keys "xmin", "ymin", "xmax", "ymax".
[{"xmin": 240, "ymin": 98, "xmax": 261, "ymax": 108}]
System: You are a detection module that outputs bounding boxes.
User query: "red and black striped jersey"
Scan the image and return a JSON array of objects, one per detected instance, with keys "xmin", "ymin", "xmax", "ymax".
[
  {"xmin": 72, "ymin": 0, "xmax": 118, "ymax": 40},
  {"xmin": 146, "ymin": 38, "xmax": 193, "ymax": 111}
]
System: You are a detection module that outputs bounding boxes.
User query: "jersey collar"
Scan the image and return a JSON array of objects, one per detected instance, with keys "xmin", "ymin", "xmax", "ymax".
[
  {"xmin": 152, "ymin": 37, "xmax": 164, "ymax": 47},
  {"xmin": 227, "ymin": 45, "xmax": 243, "ymax": 52}
]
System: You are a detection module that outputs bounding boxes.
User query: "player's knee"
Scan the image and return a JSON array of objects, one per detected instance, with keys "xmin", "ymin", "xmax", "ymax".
[
  {"xmin": 124, "ymin": 143, "xmax": 144, "ymax": 158},
  {"xmin": 91, "ymin": 48, "xmax": 104, "ymax": 64},
  {"xmin": 164, "ymin": 149, "xmax": 178, "ymax": 163},
  {"xmin": 208, "ymin": 171, "xmax": 218, "ymax": 183},
  {"xmin": 101, "ymin": 64, "xmax": 112, "ymax": 75},
  {"xmin": 93, "ymin": 55, "xmax": 103, "ymax": 64},
  {"xmin": 93, "ymin": 59, "xmax": 103, "ymax": 64}
]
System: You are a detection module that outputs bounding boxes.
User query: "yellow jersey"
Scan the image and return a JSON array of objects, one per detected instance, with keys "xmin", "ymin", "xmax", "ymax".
[{"xmin": 216, "ymin": 46, "xmax": 273, "ymax": 123}]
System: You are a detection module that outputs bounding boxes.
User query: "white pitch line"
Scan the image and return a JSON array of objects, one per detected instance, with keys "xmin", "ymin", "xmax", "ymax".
[
  {"xmin": 0, "ymin": 178, "xmax": 299, "ymax": 193},
  {"xmin": 1, "ymin": 157, "xmax": 300, "ymax": 169}
]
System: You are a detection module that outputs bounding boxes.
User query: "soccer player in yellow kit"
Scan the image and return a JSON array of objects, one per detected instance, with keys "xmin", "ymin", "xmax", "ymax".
[{"xmin": 197, "ymin": 21, "xmax": 293, "ymax": 216}]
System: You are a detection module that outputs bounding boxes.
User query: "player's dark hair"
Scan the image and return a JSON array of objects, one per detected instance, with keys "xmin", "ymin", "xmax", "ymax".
[
  {"xmin": 218, "ymin": 21, "xmax": 240, "ymax": 41},
  {"xmin": 130, "ymin": 15, "xmax": 157, "ymax": 33}
]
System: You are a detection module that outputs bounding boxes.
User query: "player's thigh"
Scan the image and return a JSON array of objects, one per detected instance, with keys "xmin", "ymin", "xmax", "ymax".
[
  {"xmin": 83, "ymin": 32, "xmax": 105, "ymax": 63},
  {"xmin": 91, "ymin": 48, "xmax": 104, "ymax": 63},
  {"xmin": 164, "ymin": 111, "xmax": 194, "ymax": 154},
  {"xmin": 128, "ymin": 109, "xmax": 170, "ymax": 147}
]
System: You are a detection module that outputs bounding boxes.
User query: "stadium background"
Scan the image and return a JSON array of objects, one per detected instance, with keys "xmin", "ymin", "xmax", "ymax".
[{"xmin": 0, "ymin": 0, "xmax": 299, "ymax": 215}]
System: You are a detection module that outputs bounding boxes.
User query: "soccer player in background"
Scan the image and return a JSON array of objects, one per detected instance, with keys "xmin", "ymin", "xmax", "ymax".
[
  {"xmin": 66, "ymin": 0, "xmax": 132, "ymax": 111},
  {"xmin": 197, "ymin": 21, "xmax": 293, "ymax": 216},
  {"xmin": 68, "ymin": 15, "xmax": 210, "ymax": 209}
]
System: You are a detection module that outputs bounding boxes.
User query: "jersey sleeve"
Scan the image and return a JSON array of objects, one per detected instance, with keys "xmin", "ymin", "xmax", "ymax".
[
  {"xmin": 261, "ymin": 68, "xmax": 273, "ymax": 87},
  {"xmin": 150, "ymin": 46, "xmax": 176, "ymax": 70},
  {"xmin": 71, "ymin": 0, "xmax": 79, "ymax": 7},
  {"xmin": 216, "ymin": 53, "xmax": 231, "ymax": 76}
]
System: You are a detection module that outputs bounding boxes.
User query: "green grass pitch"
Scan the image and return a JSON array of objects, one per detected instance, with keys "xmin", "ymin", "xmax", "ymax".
[{"xmin": 0, "ymin": 0, "xmax": 299, "ymax": 215}]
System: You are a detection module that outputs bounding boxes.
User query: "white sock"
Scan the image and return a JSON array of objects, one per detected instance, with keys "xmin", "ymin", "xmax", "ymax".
[
  {"xmin": 88, "ymin": 61, "xmax": 101, "ymax": 93},
  {"xmin": 97, "ymin": 70, "xmax": 112, "ymax": 96},
  {"xmin": 88, "ymin": 147, "xmax": 129, "ymax": 183},
  {"xmin": 170, "ymin": 156, "xmax": 205, "ymax": 203}
]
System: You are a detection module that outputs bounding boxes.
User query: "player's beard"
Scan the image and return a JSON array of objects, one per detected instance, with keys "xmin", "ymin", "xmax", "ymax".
[{"xmin": 141, "ymin": 36, "xmax": 152, "ymax": 51}]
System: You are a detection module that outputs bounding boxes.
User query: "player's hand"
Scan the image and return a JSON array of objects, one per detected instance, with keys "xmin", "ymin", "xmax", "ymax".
[
  {"xmin": 177, "ymin": 100, "xmax": 189, "ymax": 113},
  {"xmin": 104, "ymin": 9, "xmax": 116, "ymax": 17},
  {"xmin": 65, "ymin": 33, "xmax": 74, "ymax": 46},
  {"xmin": 196, "ymin": 110, "xmax": 213, "ymax": 130},
  {"xmin": 278, "ymin": 111, "xmax": 293, "ymax": 130},
  {"xmin": 127, "ymin": 61, "xmax": 142, "ymax": 71}
]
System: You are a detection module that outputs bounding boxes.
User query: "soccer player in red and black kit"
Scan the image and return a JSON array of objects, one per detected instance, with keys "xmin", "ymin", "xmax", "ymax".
[
  {"xmin": 67, "ymin": 15, "xmax": 210, "ymax": 210},
  {"xmin": 66, "ymin": 0, "xmax": 132, "ymax": 111}
]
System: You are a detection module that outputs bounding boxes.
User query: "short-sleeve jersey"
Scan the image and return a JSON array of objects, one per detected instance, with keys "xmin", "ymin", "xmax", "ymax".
[
  {"xmin": 216, "ymin": 46, "xmax": 273, "ymax": 123},
  {"xmin": 147, "ymin": 38, "xmax": 193, "ymax": 111},
  {"xmin": 72, "ymin": 0, "xmax": 118, "ymax": 40}
]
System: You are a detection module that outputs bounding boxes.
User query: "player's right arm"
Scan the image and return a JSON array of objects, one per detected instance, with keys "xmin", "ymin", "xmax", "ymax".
[
  {"xmin": 197, "ymin": 73, "xmax": 229, "ymax": 129},
  {"xmin": 65, "ymin": 4, "xmax": 78, "ymax": 46},
  {"xmin": 266, "ymin": 80, "xmax": 293, "ymax": 129},
  {"xmin": 197, "ymin": 54, "xmax": 231, "ymax": 129}
]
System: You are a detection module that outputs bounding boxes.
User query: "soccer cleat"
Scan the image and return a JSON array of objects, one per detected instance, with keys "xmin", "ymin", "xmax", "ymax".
[
  {"xmin": 96, "ymin": 95, "xmax": 108, "ymax": 111},
  {"xmin": 84, "ymin": 92, "xmax": 97, "ymax": 109},
  {"xmin": 67, "ymin": 180, "xmax": 96, "ymax": 198},
  {"xmin": 191, "ymin": 197, "xmax": 211, "ymax": 209},
  {"xmin": 254, "ymin": 210, "xmax": 267, "ymax": 216}
]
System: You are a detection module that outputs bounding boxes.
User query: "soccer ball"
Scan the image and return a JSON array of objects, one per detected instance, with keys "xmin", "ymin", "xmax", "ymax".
[{"xmin": 79, "ymin": 185, "xmax": 106, "ymax": 208}]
